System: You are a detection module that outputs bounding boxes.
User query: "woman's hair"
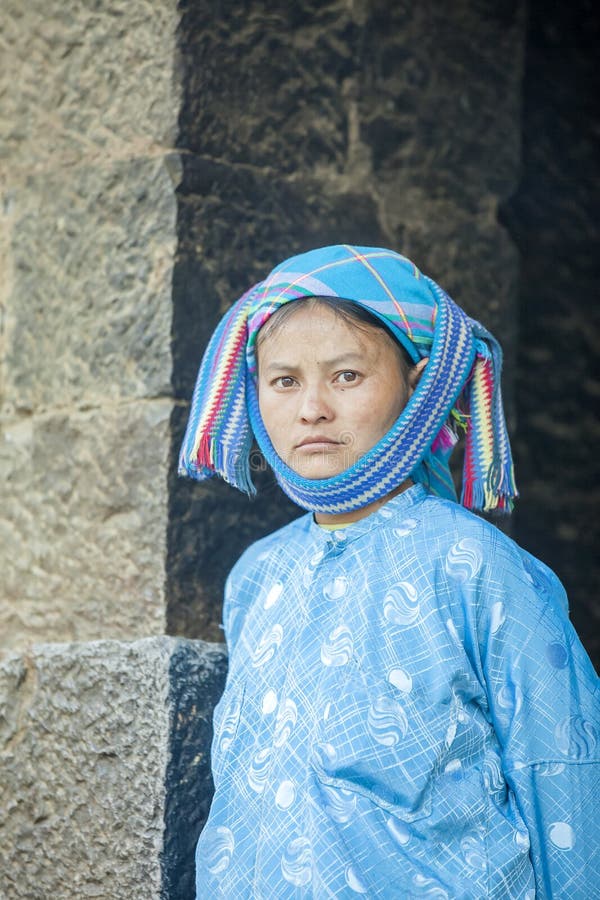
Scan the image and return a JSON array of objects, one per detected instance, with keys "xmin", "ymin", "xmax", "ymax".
[{"xmin": 256, "ymin": 295, "xmax": 413, "ymax": 372}]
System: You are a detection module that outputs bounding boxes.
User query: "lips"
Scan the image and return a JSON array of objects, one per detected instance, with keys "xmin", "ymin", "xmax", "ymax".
[{"xmin": 295, "ymin": 435, "xmax": 341, "ymax": 449}]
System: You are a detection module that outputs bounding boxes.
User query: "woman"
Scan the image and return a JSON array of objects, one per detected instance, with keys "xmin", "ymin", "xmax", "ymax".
[{"xmin": 180, "ymin": 245, "xmax": 599, "ymax": 898}]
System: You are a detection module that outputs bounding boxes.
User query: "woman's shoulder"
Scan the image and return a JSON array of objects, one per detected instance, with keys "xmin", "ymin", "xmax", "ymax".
[
  {"xmin": 229, "ymin": 510, "xmax": 313, "ymax": 579},
  {"xmin": 419, "ymin": 493, "xmax": 568, "ymax": 610}
]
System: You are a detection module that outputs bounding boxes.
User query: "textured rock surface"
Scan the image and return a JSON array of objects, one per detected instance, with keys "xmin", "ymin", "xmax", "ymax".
[
  {"xmin": 0, "ymin": 3, "xmax": 232, "ymax": 897},
  {"xmin": 0, "ymin": 639, "xmax": 168, "ymax": 899},
  {"xmin": 162, "ymin": 639, "xmax": 228, "ymax": 899},
  {"xmin": 0, "ymin": 0, "xmax": 178, "ymax": 176},
  {"xmin": 501, "ymin": 0, "xmax": 600, "ymax": 666},
  {"xmin": 0, "ymin": 637, "xmax": 227, "ymax": 900},
  {"xmin": 168, "ymin": 0, "xmax": 524, "ymax": 641},
  {"xmin": 2, "ymin": 157, "xmax": 178, "ymax": 412},
  {"xmin": 0, "ymin": 401, "xmax": 171, "ymax": 648},
  {"xmin": 0, "ymin": 1, "xmax": 180, "ymax": 649}
]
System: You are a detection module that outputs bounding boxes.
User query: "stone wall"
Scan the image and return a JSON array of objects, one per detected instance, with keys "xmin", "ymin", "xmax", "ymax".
[
  {"xmin": 0, "ymin": 638, "xmax": 226, "ymax": 900},
  {"xmin": 0, "ymin": 0, "xmax": 180, "ymax": 648},
  {"xmin": 0, "ymin": 3, "xmax": 221, "ymax": 897}
]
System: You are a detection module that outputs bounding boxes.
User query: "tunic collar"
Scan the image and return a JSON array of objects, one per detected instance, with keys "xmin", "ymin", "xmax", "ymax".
[{"xmin": 308, "ymin": 482, "xmax": 428, "ymax": 549}]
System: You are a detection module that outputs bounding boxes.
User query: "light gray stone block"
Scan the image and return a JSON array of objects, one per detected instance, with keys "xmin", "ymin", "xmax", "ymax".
[
  {"xmin": 1, "ymin": 156, "xmax": 179, "ymax": 412},
  {"xmin": 0, "ymin": 639, "xmax": 169, "ymax": 899},
  {"xmin": 0, "ymin": 400, "xmax": 171, "ymax": 650},
  {"xmin": 0, "ymin": 216, "xmax": 11, "ymax": 405},
  {"xmin": 0, "ymin": 637, "xmax": 227, "ymax": 900},
  {"xmin": 0, "ymin": 0, "xmax": 179, "ymax": 175}
]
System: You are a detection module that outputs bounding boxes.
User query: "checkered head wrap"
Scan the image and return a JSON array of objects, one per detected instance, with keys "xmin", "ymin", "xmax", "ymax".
[{"xmin": 179, "ymin": 245, "xmax": 517, "ymax": 515}]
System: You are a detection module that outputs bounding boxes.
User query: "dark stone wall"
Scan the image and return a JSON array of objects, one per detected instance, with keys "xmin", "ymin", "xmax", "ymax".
[
  {"xmin": 167, "ymin": 0, "xmax": 525, "ymax": 644},
  {"xmin": 162, "ymin": 641, "xmax": 227, "ymax": 900},
  {"xmin": 501, "ymin": 0, "xmax": 600, "ymax": 668}
]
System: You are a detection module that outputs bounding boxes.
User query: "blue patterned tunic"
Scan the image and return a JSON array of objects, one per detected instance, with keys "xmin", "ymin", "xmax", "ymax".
[{"xmin": 196, "ymin": 484, "xmax": 599, "ymax": 898}]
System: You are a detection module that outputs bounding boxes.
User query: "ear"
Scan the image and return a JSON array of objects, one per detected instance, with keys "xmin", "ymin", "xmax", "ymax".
[{"xmin": 408, "ymin": 357, "xmax": 429, "ymax": 395}]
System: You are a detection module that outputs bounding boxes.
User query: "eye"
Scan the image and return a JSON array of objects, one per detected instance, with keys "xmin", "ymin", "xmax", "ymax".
[
  {"xmin": 274, "ymin": 375, "xmax": 297, "ymax": 388},
  {"xmin": 335, "ymin": 371, "xmax": 359, "ymax": 384}
]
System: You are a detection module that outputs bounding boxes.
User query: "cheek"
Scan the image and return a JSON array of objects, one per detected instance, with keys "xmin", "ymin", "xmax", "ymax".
[
  {"xmin": 383, "ymin": 370, "xmax": 410, "ymax": 419},
  {"xmin": 389, "ymin": 386, "xmax": 410, "ymax": 422},
  {"xmin": 257, "ymin": 392, "xmax": 272, "ymax": 428},
  {"xmin": 258, "ymin": 390, "xmax": 286, "ymax": 441},
  {"xmin": 359, "ymin": 376, "xmax": 409, "ymax": 430}
]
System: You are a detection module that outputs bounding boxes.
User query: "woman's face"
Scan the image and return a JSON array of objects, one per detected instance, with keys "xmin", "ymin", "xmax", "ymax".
[{"xmin": 257, "ymin": 302, "xmax": 413, "ymax": 481}]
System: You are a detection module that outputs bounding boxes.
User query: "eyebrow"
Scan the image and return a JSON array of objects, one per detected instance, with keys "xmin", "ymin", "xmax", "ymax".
[{"xmin": 262, "ymin": 352, "xmax": 365, "ymax": 374}]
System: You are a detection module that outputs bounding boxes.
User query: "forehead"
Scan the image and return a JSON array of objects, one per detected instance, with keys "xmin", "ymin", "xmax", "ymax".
[{"xmin": 257, "ymin": 301, "xmax": 392, "ymax": 358}]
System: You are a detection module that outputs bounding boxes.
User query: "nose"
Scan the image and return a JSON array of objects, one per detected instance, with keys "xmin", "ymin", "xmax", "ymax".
[{"xmin": 298, "ymin": 383, "xmax": 333, "ymax": 423}]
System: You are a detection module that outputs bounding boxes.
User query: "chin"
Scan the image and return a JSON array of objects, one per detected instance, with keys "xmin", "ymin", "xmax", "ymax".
[{"xmin": 290, "ymin": 456, "xmax": 356, "ymax": 480}]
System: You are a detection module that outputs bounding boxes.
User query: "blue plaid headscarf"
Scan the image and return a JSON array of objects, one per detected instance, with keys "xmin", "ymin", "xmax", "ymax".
[{"xmin": 179, "ymin": 245, "xmax": 517, "ymax": 515}]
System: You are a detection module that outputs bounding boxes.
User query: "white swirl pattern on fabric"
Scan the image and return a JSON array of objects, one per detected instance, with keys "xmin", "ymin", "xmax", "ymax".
[
  {"xmin": 388, "ymin": 667, "xmax": 413, "ymax": 693},
  {"xmin": 554, "ymin": 715, "xmax": 597, "ymax": 758},
  {"xmin": 345, "ymin": 864, "xmax": 368, "ymax": 893},
  {"xmin": 444, "ymin": 537, "xmax": 483, "ymax": 582},
  {"xmin": 320, "ymin": 625, "xmax": 354, "ymax": 667},
  {"xmin": 393, "ymin": 517, "xmax": 419, "ymax": 537},
  {"xmin": 280, "ymin": 837, "xmax": 312, "ymax": 886},
  {"xmin": 367, "ymin": 696, "xmax": 409, "ymax": 747},
  {"xmin": 387, "ymin": 815, "xmax": 411, "ymax": 846},
  {"xmin": 273, "ymin": 698, "xmax": 297, "ymax": 748},
  {"xmin": 323, "ymin": 576, "xmax": 349, "ymax": 602},
  {"xmin": 548, "ymin": 822, "xmax": 576, "ymax": 851},
  {"xmin": 412, "ymin": 873, "xmax": 450, "ymax": 898},
  {"xmin": 247, "ymin": 747, "xmax": 272, "ymax": 794},
  {"xmin": 383, "ymin": 582, "xmax": 420, "ymax": 626},
  {"xmin": 218, "ymin": 696, "xmax": 242, "ymax": 755},
  {"xmin": 261, "ymin": 689, "xmax": 277, "ymax": 715},
  {"xmin": 205, "ymin": 826, "xmax": 235, "ymax": 876},
  {"xmin": 460, "ymin": 830, "xmax": 487, "ymax": 871},
  {"xmin": 321, "ymin": 783, "xmax": 357, "ymax": 824},
  {"xmin": 303, "ymin": 549, "xmax": 325, "ymax": 588},
  {"xmin": 275, "ymin": 780, "xmax": 296, "ymax": 810},
  {"xmin": 263, "ymin": 581, "xmax": 283, "ymax": 610},
  {"xmin": 251, "ymin": 623, "xmax": 283, "ymax": 667}
]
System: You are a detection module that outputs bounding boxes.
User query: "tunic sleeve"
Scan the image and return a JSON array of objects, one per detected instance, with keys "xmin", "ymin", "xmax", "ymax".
[
  {"xmin": 472, "ymin": 542, "xmax": 600, "ymax": 898},
  {"xmin": 221, "ymin": 560, "xmax": 249, "ymax": 652}
]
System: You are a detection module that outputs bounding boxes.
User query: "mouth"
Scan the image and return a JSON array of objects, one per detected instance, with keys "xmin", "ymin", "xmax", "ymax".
[{"xmin": 295, "ymin": 436, "xmax": 341, "ymax": 450}]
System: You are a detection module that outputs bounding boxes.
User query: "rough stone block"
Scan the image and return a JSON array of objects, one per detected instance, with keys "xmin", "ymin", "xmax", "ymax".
[
  {"xmin": 0, "ymin": 216, "xmax": 12, "ymax": 404},
  {"xmin": 178, "ymin": 1, "xmax": 523, "ymax": 205},
  {"xmin": 0, "ymin": 0, "xmax": 179, "ymax": 174},
  {"xmin": 178, "ymin": 2, "xmax": 354, "ymax": 175},
  {"xmin": 163, "ymin": 639, "xmax": 228, "ymax": 898},
  {"xmin": 0, "ymin": 400, "xmax": 172, "ymax": 650},
  {"xmin": 1, "ymin": 156, "xmax": 178, "ymax": 412},
  {"xmin": 0, "ymin": 637, "xmax": 227, "ymax": 900},
  {"xmin": 356, "ymin": 2, "xmax": 524, "ymax": 200},
  {"xmin": 393, "ymin": 199, "xmax": 520, "ymax": 384}
]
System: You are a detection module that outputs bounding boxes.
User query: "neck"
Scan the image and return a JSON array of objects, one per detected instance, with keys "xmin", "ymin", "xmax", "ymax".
[{"xmin": 314, "ymin": 479, "xmax": 414, "ymax": 526}]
